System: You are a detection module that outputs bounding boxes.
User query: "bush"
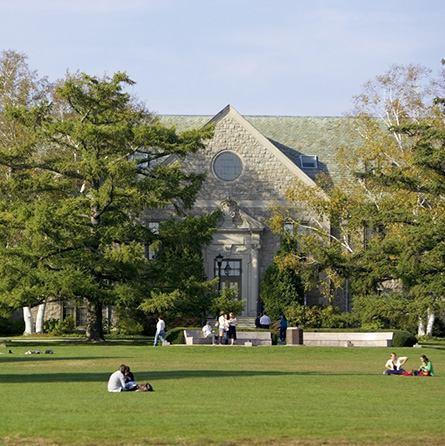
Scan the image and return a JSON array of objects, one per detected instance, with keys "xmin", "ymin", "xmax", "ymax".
[
  {"xmin": 43, "ymin": 317, "xmax": 75, "ymax": 335},
  {"xmin": 110, "ymin": 318, "xmax": 144, "ymax": 336},
  {"xmin": 0, "ymin": 316, "xmax": 24, "ymax": 335},
  {"xmin": 260, "ymin": 253, "xmax": 304, "ymax": 321},
  {"xmin": 392, "ymin": 330, "xmax": 418, "ymax": 347},
  {"xmin": 286, "ymin": 304, "xmax": 357, "ymax": 329},
  {"xmin": 165, "ymin": 327, "xmax": 186, "ymax": 345}
]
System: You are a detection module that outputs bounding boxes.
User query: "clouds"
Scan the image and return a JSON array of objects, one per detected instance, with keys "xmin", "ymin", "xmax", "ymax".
[{"xmin": 0, "ymin": 0, "xmax": 444, "ymax": 116}]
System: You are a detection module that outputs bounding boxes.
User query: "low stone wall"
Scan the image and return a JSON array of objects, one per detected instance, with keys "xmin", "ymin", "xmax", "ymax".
[
  {"xmin": 184, "ymin": 330, "xmax": 272, "ymax": 346},
  {"xmin": 303, "ymin": 332, "xmax": 393, "ymax": 347}
]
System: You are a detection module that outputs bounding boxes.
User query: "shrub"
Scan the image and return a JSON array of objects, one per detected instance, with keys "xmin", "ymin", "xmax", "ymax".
[
  {"xmin": 165, "ymin": 327, "xmax": 186, "ymax": 345},
  {"xmin": 111, "ymin": 318, "xmax": 144, "ymax": 336},
  {"xmin": 260, "ymin": 254, "xmax": 304, "ymax": 321},
  {"xmin": 210, "ymin": 287, "xmax": 245, "ymax": 318},
  {"xmin": 43, "ymin": 317, "xmax": 75, "ymax": 335},
  {"xmin": 0, "ymin": 316, "xmax": 24, "ymax": 335},
  {"xmin": 392, "ymin": 330, "xmax": 418, "ymax": 347}
]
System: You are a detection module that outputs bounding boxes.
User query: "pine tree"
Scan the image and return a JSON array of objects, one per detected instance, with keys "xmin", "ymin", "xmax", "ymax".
[{"xmin": 0, "ymin": 70, "xmax": 214, "ymax": 340}]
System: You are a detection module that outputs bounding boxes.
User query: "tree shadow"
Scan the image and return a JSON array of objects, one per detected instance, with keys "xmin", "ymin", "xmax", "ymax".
[
  {"xmin": 0, "ymin": 368, "xmax": 375, "ymax": 384},
  {"xmin": 0, "ymin": 355, "xmax": 123, "ymax": 364}
]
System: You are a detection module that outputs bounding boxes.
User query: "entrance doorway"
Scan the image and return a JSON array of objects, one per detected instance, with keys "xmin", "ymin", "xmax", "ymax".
[{"xmin": 214, "ymin": 259, "xmax": 241, "ymax": 300}]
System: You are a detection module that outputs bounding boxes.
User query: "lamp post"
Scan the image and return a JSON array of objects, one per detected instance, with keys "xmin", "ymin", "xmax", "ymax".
[{"xmin": 215, "ymin": 253, "xmax": 223, "ymax": 291}]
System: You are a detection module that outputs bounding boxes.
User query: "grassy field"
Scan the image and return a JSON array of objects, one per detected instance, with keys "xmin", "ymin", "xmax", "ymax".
[{"xmin": 1, "ymin": 340, "xmax": 444, "ymax": 446}]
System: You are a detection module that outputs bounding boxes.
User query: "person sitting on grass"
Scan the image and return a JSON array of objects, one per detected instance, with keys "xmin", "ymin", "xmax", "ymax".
[
  {"xmin": 384, "ymin": 352, "xmax": 408, "ymax": 375},
  {"xmin": 108, "ymin": 364, "xmax": 132, "ymax": 392},
  {"xmin": 414, "ymin": 355, "xmax": 434, "ymax": 376},
  {"xmin": 108, "ymin": 364, "xmax": 154, "ymax": 392},
  {"xmin": 124, "ymin": 366, "xmax": 138, "ymax": 390}
]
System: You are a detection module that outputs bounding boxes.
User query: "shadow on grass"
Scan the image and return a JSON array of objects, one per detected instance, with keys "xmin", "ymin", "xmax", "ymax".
[
  {"xmin": 0, "ymin": 369, "xmax": 374, "ymax": 384},
  {"xmin": 0, "ymin": 355, "xmax": 124, "ymax": 364}
]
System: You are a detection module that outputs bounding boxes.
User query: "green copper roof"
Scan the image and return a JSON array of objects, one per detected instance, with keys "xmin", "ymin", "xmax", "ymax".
[{"xmin": 159, "ymin": 114, "xmax": 359, "ymax": 185}]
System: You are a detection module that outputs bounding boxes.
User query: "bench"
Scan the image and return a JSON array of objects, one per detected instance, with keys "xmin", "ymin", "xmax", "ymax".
[
  {"xmin": 183, "ymin": 330, "xmax": 272, "ymax": 346},
  {"xmin": 302, "ymin": 332, "xmax": 393, "ymax": 347}
]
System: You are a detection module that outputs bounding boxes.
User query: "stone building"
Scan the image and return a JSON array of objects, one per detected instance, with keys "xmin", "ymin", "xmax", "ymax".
[
  {"xmin": 28, "ymin": 105, "xmax": 354, "ymax": 327},
  {"xmin": 158, "ymin": 105, "xmax": 354, "ymax": 317}
]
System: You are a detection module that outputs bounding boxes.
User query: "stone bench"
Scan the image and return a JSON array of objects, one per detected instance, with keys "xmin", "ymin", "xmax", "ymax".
[
  {"xmin": 303, "ymin": 332, "xmax": 393, "ymax": 347},
  {"xmin": 184, "ymin": 330, "xmax": 272, "ymax": 346}
]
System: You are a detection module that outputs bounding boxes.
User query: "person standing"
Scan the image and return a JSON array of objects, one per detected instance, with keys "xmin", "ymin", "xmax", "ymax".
[
  {"xmin": 218, "ymin": 311, "xmax": 227, "ymax": 345},
  {"xmin": 153, "ymin": 316, "xmax": 166, "ymax": 347},
  {"xmin": 228, "ymin": 312, "xmax": 237, "ymax": 345},
  {"xmin": 279, "ymin": 315, "xmax": 288, "ymax": 342}
]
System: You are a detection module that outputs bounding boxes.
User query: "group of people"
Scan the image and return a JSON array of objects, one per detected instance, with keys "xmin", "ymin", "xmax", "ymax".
[
  {"xmin": 202, "ymin": 312, "xmax": 289, "ymax": 344},
  {"xmin": 107, "ymin": 364, "xmax": 154, "ymax": 392},
  {"xmin": 255, "ymin": 313, "xmax": 288, "ymax": 342},
  {"xmin": 384, "ymin": 352, "xmax": 434, "ymax": 376},
  {"xmin": 201, "ymin": 311, "xmax": 238, "ymax": 345}
]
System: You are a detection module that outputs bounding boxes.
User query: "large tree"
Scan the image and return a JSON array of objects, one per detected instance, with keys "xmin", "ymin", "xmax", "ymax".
[
  {"xmin": 0, "ymin": 50, "xmax": 53, "ymax": 333},
  {"xmin": 0, "ymin": 69, "xmax": 214, "ymax": 340},
  {"xmin": 270, "ymin": 63, "xmax": 445, "ymax": 335}
]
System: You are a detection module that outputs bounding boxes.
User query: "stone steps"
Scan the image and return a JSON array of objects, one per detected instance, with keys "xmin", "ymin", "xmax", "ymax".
[{"xmin": 236, "ymin": 316, "xmax": 257, "ymax": 329}]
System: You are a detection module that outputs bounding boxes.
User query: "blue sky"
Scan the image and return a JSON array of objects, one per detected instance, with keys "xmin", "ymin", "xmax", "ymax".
[{"xmin": 1, "ymin": 0, "xmax": 444, "ymax": 116}]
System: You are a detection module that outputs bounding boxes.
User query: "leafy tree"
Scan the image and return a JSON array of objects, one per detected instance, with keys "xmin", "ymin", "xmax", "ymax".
[
  {"xmin": 209, "ymin": 287, "xmax": 245, "ymax": 320},
  {"xmin": 0, "ymin": 69, "xmax": 215, "ymax": 340},
  {"xmin": 270, "ymin": 62, "xmax": 445, "ymax": 334},
  {"xmin": 260, "ymin": 241, "xmax": 304, "ymax": 320},
  {"xmin": 0, "ymin": 50, "xmax": 53, "ymax": 333}
]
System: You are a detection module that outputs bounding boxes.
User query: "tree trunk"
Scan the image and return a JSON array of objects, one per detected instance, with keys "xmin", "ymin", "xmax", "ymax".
[
  {"xmin": 23, "ymin": 306, "xmax": 34, "ymax": 335},
  {"xmin": 426, "ymin": 308, "xmax": 435, "ymax": 336},
  {"xmin": 35, "ymin": 302, "xmax": 46, "ymax": 333},
  {"xmin": 85, "ymin": 300, "xmax": 104, "ymax": 341},
  {"xmin": 417, "ymin": 316, "xmax": 426, "ymax": 337}
]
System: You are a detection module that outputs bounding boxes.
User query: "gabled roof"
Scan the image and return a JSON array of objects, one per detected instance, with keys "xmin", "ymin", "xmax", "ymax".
[
  {"xmin": 206, "ymin": 105, "xmax": 317, "ymax": 187},
  {"xmin": 159, "ymin": 105, "xmax": 358, "ymax": 186}
]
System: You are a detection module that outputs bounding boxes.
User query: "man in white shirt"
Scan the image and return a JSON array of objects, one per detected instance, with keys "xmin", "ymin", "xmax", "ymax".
[
  {"xmin": 153, "ymin": 316, "xmax": 166, "ymax": 347},
  {"xmin": 202, "ymin": 322, "xmax": 215, "ymax": 343},
  {"xmin": 259, "ymin": 312, "xmax": 271, "ymax": 329},
  {"xmin": 107, "ymin": 364, "xmax": 128, "ymax": 392}
]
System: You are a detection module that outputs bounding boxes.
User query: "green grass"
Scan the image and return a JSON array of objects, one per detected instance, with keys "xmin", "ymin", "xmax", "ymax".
[{"xmin": 1, "ymin": 342, "xmax": 445, "ymax": 446}]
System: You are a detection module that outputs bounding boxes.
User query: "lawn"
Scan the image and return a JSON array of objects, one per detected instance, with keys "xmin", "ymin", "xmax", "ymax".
[{"xmin": 1, "ymin": 341, "xmax": 444, "ymax": 446}]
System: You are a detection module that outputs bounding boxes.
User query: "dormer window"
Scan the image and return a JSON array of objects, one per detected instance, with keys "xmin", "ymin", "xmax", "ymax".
[{"xmin": 300, "ymin": 155, "xmax": 318, "ymax": 169}]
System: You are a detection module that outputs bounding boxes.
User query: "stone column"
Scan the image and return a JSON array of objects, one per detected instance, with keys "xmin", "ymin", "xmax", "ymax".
[{"xmin": 249, "ymin": 244, "xmax": 260, "ymax": 316}]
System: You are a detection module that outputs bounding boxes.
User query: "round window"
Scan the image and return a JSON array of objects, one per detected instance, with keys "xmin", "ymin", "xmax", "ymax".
[{"xmin": 213, "ymin": 152, "xmax": 243, "ymax": 181}]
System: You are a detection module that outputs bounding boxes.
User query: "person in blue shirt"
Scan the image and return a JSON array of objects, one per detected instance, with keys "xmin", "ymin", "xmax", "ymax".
[{"xmin": 279, "ymin": 315, "xmax": 288, "ymax": 342}]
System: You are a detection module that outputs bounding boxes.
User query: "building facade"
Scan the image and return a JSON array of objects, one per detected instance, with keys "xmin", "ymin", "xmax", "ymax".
[
  {"xmin": 158, "ymin": 105, "xmax": 353, "ymax": 317},
  {"xmin": 27, "ymin": 105, "xmax": 353, "ymax": 327}
]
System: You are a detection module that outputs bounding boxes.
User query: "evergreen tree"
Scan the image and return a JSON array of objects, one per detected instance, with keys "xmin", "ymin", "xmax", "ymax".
[{"xmin": 0, "ymin": 69, "xmax": 214, "ymax": 340}]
